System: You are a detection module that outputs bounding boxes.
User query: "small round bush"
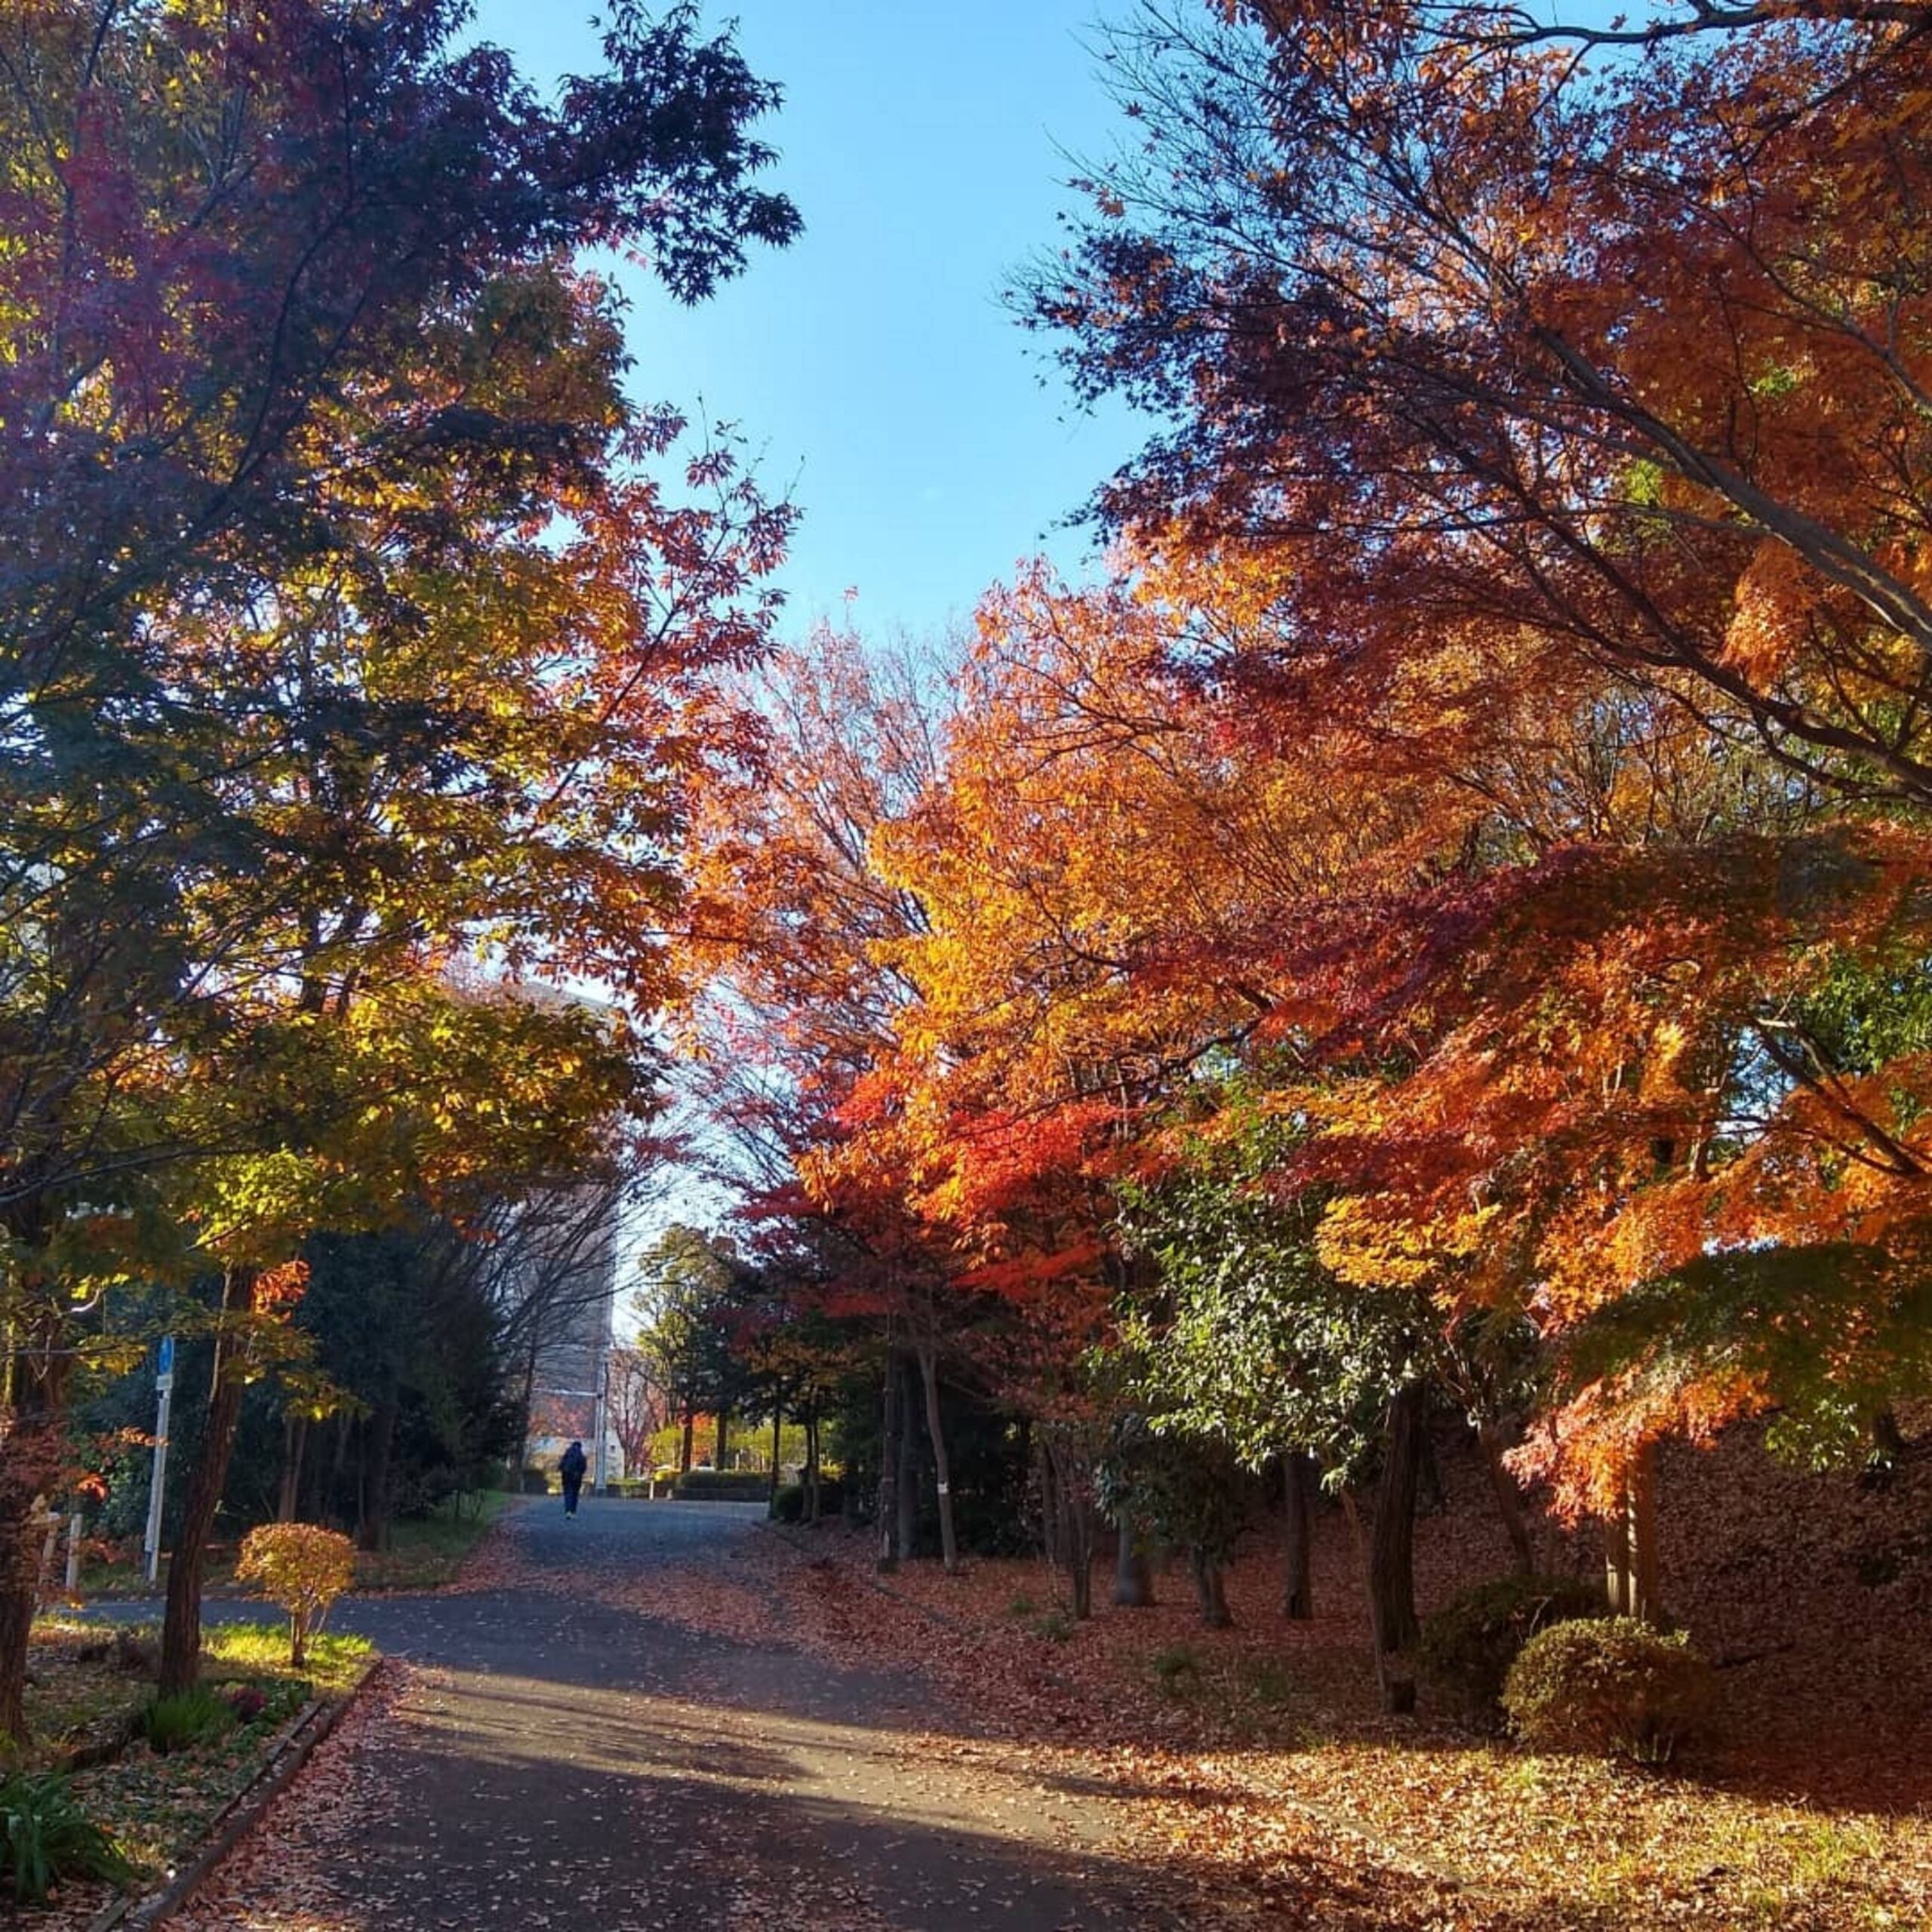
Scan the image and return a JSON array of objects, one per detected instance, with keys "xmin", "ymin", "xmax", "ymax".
[
  {"xmin": 1502, "ymin": 1616, "xmax": 1715, "ymax": 1765},
  {"xmin": 1420, "ymin": 1573, "xmax": 1610, "ymax": 1722},
  {"xmin": 236, "ymin": 1522, "xmax": 355, "ymax": 1666}
]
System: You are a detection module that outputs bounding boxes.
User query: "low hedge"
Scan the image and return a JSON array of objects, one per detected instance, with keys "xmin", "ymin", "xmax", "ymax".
[{"xmin": 672, "ymin": 1469, "xmax": 772, "ymax": 1502}]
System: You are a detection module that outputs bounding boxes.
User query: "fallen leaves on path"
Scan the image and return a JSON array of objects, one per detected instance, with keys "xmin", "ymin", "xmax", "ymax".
[{"xmin": 493, "ymin": 1423, "xmax": 1932, "ymax": 1932}]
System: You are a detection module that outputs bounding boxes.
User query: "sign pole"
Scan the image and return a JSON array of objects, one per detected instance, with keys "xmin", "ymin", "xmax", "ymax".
[{"xmin": 142, "ymin": 1336, "xmax": 175, "ymax": 1588}]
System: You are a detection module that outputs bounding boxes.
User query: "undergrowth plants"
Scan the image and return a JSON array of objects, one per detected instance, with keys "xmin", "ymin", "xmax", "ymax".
[{"xmin": 0, "ymin": 1770, "xmax": 131, "ymax": 1906}]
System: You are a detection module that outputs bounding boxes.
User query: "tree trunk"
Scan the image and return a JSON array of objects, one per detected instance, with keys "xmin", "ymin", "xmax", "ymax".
[
  {"xmin": 357, "ymin": 1395, "xmax": 398, "ymax": 1553},
  {"xmin": 1417, "ymin": 1423, "xmax": 1446, "ymax": 1515},
  {"xmin": 278, "ymin": 1416, "xmax": 306, "ymax": 1523},
  {"xmin": 679, "ymin": 1407, "xmax": 694, "ymax": 1475},
  {"xmin": 1189, "ymin": 1547, "xmax": 1232, "ymax": 1628},
  {"xmin": 1041, "ymin": 1429, "xmax": 1095, "ymax": 1617},
  {"xmin": 509, "ymin": 1327, "xmax": 542, "ymax": 1486},
  {"xmin": 1603, "ymin": 1439, "xmax": 1660, "ymax": 1623},
  {"xmin": 1475, "ymin": 1420, "xmax": 1535, "ymax": 1574},
  {"xmin": 1112, "ymin": 1516, "xmax": 1155, "ymax": 1607},
  {"xmin": 768, "ymin": 1409, "xmax": 782, "ymax": 1512},
  {"xmin": 329, "ymin": 1407, "xmax": 352, "ymax": 1521},
  {"xmin": 0, "ymin": 1307, "xmax": 72, "ymax": 1742},
  {"xmin": 1282, "ymin": 1451, "xmax": 1315, "ymax": 1620},
  {"xmin": 804, "ymin": 1409, "xmax": 822, "ymax": 1525},
  {"xmin": 1372, "ymin": 1383, "xmax": 1425, "ymax": 1654},
  {"xmin": 1354, "ymin": 1381, "xmax": 1426, "ymax": 1715},
  {"xmin": 876, "ymin": 1350, "xmax": 900, "ymax": 1571},
  {"xmin": 915, "ymin": 1343, "xmax": 958, "ymax": 1573},
  {"xmin": 715, "ymin": 1408, "xmax": 731, "ymax": 1471},
  {"xmin": 161, "ymin": 1265, "xmax": 260, "ymax": 1698},
  {"xmin": 894, "ymin": 1359, "xmax": 918, "ymax": 1560}
]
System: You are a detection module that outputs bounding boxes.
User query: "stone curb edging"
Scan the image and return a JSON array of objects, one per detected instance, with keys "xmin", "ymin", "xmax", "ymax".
[
  {"xmin": 85, "ymin": 1657, "xmax": 383, "ymax": 1932},
  {"xmin": 755, "ymin": 1518, "xmax": 1485, "ymax": 1903}
]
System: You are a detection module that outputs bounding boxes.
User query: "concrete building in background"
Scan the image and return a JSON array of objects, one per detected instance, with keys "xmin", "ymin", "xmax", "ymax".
[{"xmin": 507, "ymin": 1174, "xmax": 627, "ymax": 1490}]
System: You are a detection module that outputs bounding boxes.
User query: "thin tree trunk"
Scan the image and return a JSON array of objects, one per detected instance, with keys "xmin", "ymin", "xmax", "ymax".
[
  {"xmin": 1112, "ymin": 1514, "xmax": 1155, "ymax": 1607},
  {"xmin": 768, "ymin": 1408, "xmax": 782, "ymax": 1512},
  {"xmin": 915, "ymin": 1342, "xmax": 958, "ymax": 1573},
  {"xmin": 278, "ymin": 1417, "xmax": 306, "ymax": 1523},
  {"xmin": 894, "ymin": 1358, "xmax": 918, "ymax": 1560},
  {"xmin": 804, "ymin": 1409, "xmax": 822, "ymax": 1526},
  {"xmin": 357, "ymin": 1396, "xmax": 398, "ymax": 1553},
  {"xmin": 1038, "ymin": 1429, "xmax": 1094, "ymax": 1617},
  {"xmin": 1282, "ymin": 1451, "xmax": 1315, "ymax": 1620},
  {"xmin": 876, "ymin": 1350, "xmax": 901, "ymax": 1571},
  {"xmin": 329, "ymin": 1407, "xmax": 352, "ymax": 1521},
  {"xmin": 1476, "ymin": 1420, "xmax": 1535, "ymax": 1574},
  {"xmin": 715, "ymin": 1408, "xmax": 731, "ymax": 1470},
  {"xmin": 515, "ymin": 1332, "xmax": 541, "ymax": 1480},
  {"xmin": 1361, "ymin": 1382, "xmax": 1426, "ymax": 1714},
  {"xmin": 1372, "ymin": 1383, "xmax": 1426, "ymax": 1652},
  {"xmin": 1604, "ymin": 1439, "xmax": 1660, "ymax": 1623},
  {"xmin": 161, "ymin": 1265, "xmax": 261, "ymax": 1697},
  {"xmin": 1189, "ymin": 1547, "xmax": 1232, "ymax": 1627},
  {"xmin": 680, "ymin": 1407, "xmax": 694, "ymax": 1475}
]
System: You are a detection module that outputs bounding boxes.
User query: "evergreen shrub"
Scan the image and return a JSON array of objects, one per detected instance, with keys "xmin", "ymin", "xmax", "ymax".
[
  {"xmin": 1420, "ymin": 1573, "xmax": 1610, "ymax": 1722},
  {"xmin": 676, "ymin": 1469, "xmax": 776, "ymax": 1502},
  {"xmin": 1503, "ymin": 1617, "xmax": 1715, "ymax": 1764},
  {"xmin": 771, "ymin": 1478, "xmax": 844, "ymax": 1521}
]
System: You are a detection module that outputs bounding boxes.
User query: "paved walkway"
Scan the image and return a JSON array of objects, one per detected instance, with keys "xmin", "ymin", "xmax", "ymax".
[{"xmin": 163, "ymin": 1500, "xmax": 1198, "ymax": 1930}]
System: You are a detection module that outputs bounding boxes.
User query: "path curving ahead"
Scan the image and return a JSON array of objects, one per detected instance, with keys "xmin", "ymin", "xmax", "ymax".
[{"xmin": 169, "ymin": 1499, "xmax": 1199, "ymax": 1931}]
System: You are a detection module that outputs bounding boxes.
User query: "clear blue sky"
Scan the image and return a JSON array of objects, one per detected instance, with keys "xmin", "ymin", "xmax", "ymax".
[{"xmin": 470, "ymin": 0, "xmax": 1143, "ymax": 641}]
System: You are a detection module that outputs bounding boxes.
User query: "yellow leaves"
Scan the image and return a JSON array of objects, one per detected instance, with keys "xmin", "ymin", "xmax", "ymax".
[{"xmin": 1315, "ymin": 1191, "xmax": 1498, "ymax": 1293}]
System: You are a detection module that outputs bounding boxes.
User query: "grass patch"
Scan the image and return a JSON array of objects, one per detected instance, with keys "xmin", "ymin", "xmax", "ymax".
[
  {"xmin": 1150, "ymin": 1642, "xmax": 1205, "ymax": 1694},
  {"xmin": 1238, "ymin": 1655, "xmax": 1297, "ymax": 1710},
  {"xmin": 203, "ymin": 1620, "xmax": 371, "ymax": 1694},
  {"xmin": 351, "ymin": 1491, "xmax": 515, "ymax": 1592}
]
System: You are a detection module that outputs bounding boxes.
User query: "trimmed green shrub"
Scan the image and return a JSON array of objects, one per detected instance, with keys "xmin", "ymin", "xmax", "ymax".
[
  {"xmin": 770, "ymin": 1478, "xmax": 845, "ymax": 1520},
  {"xmin": 674, "ymin": 1469, "xmax": 773, "ymax": 1502},
  {"xmin": 1503, "ymin": 1617, "xmax": 1715, "ymax": 1765},
  {"xmin": 0, "ymin": 1771, "xmax": 131, "ymax": 1904},
  {"xmin": 1420, "ymin": 1573, "xmax": 1610, "ymax": 1722},
  {"xmin": 139, "ymin": 1685, "xmax": 237, "ymax": 1756}
]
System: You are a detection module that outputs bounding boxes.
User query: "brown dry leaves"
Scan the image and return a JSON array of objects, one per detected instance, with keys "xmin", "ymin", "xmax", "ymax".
[{"xmin": 543, "ymin": 1426, "xmax": 1932, "ymax": 1931}]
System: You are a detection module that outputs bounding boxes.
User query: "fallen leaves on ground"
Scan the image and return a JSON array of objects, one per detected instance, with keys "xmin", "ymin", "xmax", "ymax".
[{"xmin": 520, "ymin": 1423, "xmax": 1932, "ymax": 1930}]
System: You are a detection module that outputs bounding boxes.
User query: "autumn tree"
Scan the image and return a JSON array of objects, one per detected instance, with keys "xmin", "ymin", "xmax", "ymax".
[
  {"xmin": 0, "ymin": 0, "xmax": 797, "ymax": 1737},
  {"xmin": 1034, "ymin": 2, "xmax": 1932, "ymax": 808},
  {"xmin": 994, "ymin": 0, "xmax": 1932, "ymax": 1613}
]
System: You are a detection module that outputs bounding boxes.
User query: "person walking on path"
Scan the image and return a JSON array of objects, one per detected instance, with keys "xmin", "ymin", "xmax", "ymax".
[{"xmin": 559, "ymin": 1439, "xmax": 587, "ymax": 1516}]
